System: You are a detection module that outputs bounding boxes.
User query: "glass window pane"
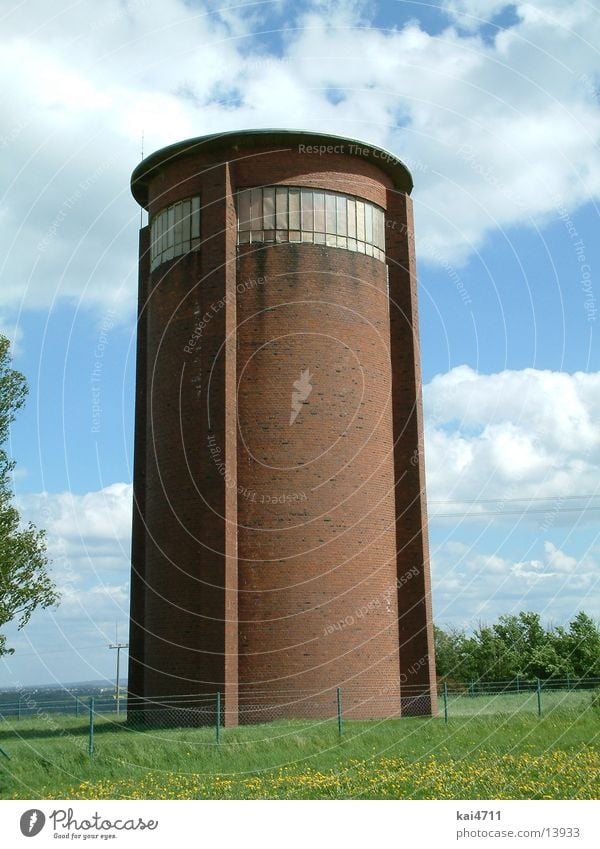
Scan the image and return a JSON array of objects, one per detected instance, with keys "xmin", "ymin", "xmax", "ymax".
[
  {"xmin": 289, "ymin": 189, "xmax": 301, "ymax": 229},
  {"xmin": 191, "ymin": 197, "xmax": 201, "ymax": 237},
  {"xmin": 313, "ymin": 191, "xmax": 325, "ymax": 233},
  {"xmin": 229, "ymin": 187, "xmax": 384, "ymax": 262},
  {"xmin": 373, "ymin": 209, "xmax": 384, "ymax": 248},
  {"xmin": 159, "ymin": 220, "xmax": 164, "ymax": 255},
  {"xmin": 156, "ymin": 212, "xmax": 162, "ymax": 258},
  {"xmin": 263, "ymin": 187, "xmax": 275, "ymax": 228},
  {"xmin": 167, "ymin": 207, "xmax": 175, "ymax": 249},
  {"xmin": 365, "ymin": 203, "xmax": 373, "ymax": 244},
  {"xmin": 301, "ymin": 189, "xmax": 313, "ymax": 232},
  {"xmin": 174, "ymin": 202, "xmax": 183, "ymax": 246},
  {"xmin": 325, "ymin": 193, "xmax": 336, "ymax": 235},
  {"xmin": 336, "ymin": 195, "xmax": 347, "ymax": 236},
  {"xmin": 182, "ymin": 199, "xmax": 191, "ymax": 244},
  {"xmin": 275, "ymin": 188, "xmax": 288, "ymax": 230},
  {"xmin": 250, "ymin": 188, "xmax": 263, "ymax": 229},
  {"xmin": 238, "ymin": 189, "xmax": 251, "ymax": 231},
  {"xmin": 160, "ymin": 210, "xmax": 167, "ymax": 256},
  {"xmin": 356, "ymin": 201, "xmax": 365, "ymax": 241},
  {"xmin": 347, "ymin": 198, "xmax": 356, "ymax": 238},
  {"xmin": 150, "ymin": 220, "xmax": 156, "ymax": 262}
]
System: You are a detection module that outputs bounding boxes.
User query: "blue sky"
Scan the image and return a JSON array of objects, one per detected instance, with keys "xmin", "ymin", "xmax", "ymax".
[{"xmin": 1, "ymin": 0, "xmax": 599, "ymax": 687}]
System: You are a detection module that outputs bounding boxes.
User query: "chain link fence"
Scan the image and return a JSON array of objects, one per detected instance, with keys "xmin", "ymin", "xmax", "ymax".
[
  {"xmin": 0, "ymin": 677, "xmax": 598, "ymax": 756},
  {"xmin": 441, "ymin": 676, "xmax": 600, "ymax": 718}
]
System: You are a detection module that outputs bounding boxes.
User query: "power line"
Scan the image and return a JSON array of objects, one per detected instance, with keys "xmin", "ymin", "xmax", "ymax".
[
  {"xmin": 431, "ymin": 505, "xmax": 600, "ymax": 518},
  {"xmin": 429, "ymin": 492, "xmax": 600, "ymax": 518},
  {"xmin": 1, "ymin": 644, "xmax": 112, "ymax": 659},
  {"xmin": 430, "ymin": 493, "xmax": 600, "ymax": 505}
]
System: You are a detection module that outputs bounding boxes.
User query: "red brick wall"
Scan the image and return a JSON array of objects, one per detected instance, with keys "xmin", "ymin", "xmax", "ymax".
[
  {"xmin": 127, "ymin": 227, "xmax": 149, "ymax": 704},
  {"xmin": 236, "ymin": 243, "xmax": 401, "ymax": 718},
  {"xmin": 129, "ymin": 165, "xmax": 239, "ymax": 717},
  {"xmin": 386, "ymin": 191, "xmax": 438, "ymax": 715},
  {"xmin": 145, "ymin": 146, "xmax": 390, "ymax": 214}
]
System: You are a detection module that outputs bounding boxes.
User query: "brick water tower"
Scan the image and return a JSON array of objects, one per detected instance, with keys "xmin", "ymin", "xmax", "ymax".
[{"xmin": 127, "ymin": 129, "xmax": 436, "ymax": 724}]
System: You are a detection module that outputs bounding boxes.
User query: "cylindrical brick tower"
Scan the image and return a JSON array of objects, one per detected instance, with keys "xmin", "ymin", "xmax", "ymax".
[{"xmin": 127, "ymin": 129, "xmax": 436, "ymax": 724}]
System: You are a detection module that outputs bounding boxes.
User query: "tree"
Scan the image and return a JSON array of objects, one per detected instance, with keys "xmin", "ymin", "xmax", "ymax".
[
  {"xmin": 0, "ymin": 335, "xmax": 58, "ymax": 656},
  {"xmin": 490, "ymin": 611, "xmax": 568, "ymax": 680},
  {"xmin": 469, "ymin": 623, "xmax": 515, "ymax": 681},
  {"xmin": 434, "ymin": 610, "xmax": 600, "ymax": 682},
  {"xmin": 434, "ymin": 625, "xmax": 475, "ymax": 680},
  {"xmin": 565, "ymin": 612, "xmax": 600, "ymax": 678}
]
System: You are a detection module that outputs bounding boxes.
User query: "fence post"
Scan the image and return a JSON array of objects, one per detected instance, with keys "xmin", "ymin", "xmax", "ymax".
[
  {"xmin": 469, "ymin": 680, "xmax": 475, "ymax": 697},
  {"xmin": 443, "ymin": 683, "xmax": 448, "ymax": 724},
  {"xmin": 216, "ymin": 692, "xmax": 221, "ymax": 744},
  {"xmin": 75, "ymin": 698, "xmax": 79, "ymax": 718},
  {"xmin": 88, "ymin": 698, "xmax": 95, "ymax": 757},
  {"xmin": 17, "ymin": 697, "xmax": 22, "ymax": 721},
  {"xmin": 516, "ymin": 675, "xmax": 520, "ymax": 694},
  {"xmin": 567, "ymin": 673, "xmax": 571, "ymax": 691},
  {"xmin": 536, "ymin": 678, "xmax": 542, "ymax": 717},
  {"xmin": 337, "ymin": 687, "xmax": 342, "ymax": 737}
]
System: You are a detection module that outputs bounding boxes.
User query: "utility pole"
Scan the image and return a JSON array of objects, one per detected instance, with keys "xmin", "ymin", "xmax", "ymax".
[{"xmin": 109, "ymin": 630, "xmax": 128, "ymax": 717}]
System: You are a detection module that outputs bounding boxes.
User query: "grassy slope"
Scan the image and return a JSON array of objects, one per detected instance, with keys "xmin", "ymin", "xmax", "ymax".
[{"xmin": 1, "ymin": 700, "xmax": 598, "ymax": 799}]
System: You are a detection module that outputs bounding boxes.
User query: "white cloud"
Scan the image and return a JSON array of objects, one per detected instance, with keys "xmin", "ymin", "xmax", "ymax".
[
  {"xmin": 17, "ymin": 483, "xmax": 133, "ymax": 544},
  {"xmin": 0, "ymin": 314, "xmax": 23, "ymax": 355},
  {"xmin": 425, "ymin": 365, "xmax": 600, "ymax": 518},
  {"xmin": 14, "ymin": 483, "xmax": 132, "ymax": 627},
  {"xmin": 432, "ymin": 539, "xmax": 600, "ymax": 627},
  {"xmin": 0, "ymin": 482, "xmax": 132, "ymax": 685},
  {"xmin": 441, "ymin": 1, "xmax": 518, "ymax": 30},
  {"xmin": 1, "ymin": 0, "xmax": 600, "ymax": 317}
]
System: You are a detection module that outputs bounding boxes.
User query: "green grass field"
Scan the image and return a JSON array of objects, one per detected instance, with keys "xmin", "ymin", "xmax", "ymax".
[
  {"xmin": 447, "ymin": 688, "xmax": 593, "ymax": 715},
  {"xmin": 1, "ymin": 696, "xmax": 598, "ymax": 800}
]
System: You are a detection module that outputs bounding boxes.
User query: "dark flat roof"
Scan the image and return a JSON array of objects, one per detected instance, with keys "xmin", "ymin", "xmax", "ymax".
[{"xmin": 131, "ymin": 128, "xmax": 413, "ymax": 207}]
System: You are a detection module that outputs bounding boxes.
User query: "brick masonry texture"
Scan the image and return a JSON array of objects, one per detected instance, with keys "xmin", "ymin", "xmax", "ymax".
[{"xmin": 127, "ymin": 133, "xmax": 437, "ymax": 723}]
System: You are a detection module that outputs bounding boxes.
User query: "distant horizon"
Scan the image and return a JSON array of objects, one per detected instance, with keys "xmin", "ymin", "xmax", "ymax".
[{"xmin": 0, "ymin": 678, "xmax": 121, "ymax": 694}]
